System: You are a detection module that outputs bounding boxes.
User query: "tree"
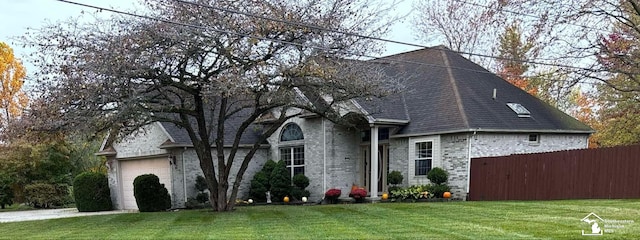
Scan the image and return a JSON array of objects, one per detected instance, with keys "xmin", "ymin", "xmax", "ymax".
[
  {"xmin": 0, "ymin": 42, "xmax": 28, "ymax": 127},
  {"xmin": 587, "ymin": 0, "xmax": 640, "ymax": 146},
  {"xmin": 496, "ymin": 23, "xmax": 537, "ymax": 95},
  {"xmin": 24, "ymin": 0, "xmax": 396, "ymax": 211}
]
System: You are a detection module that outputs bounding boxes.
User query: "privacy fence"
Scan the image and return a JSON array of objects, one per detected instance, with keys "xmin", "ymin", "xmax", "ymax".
[{"xmin": 468, "ymin": 144, "xmax": 640, "ymax": 201}]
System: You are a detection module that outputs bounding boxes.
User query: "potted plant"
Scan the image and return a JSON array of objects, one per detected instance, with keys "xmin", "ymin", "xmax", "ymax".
[
  {"xmin": 324, "ymin": 188, "xmax": 341, "ymax": 204},
  {"xmin": 349, "ymin": 188, "xmax": 368, "ymax": 203}
]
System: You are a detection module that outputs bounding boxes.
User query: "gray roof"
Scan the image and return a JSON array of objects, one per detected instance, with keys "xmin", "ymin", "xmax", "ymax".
[
  {"xmin": 159, "ymin": 112, "xmax": 266, "ymax": 147},
  {"xmin": 356, "ymin": 46, "xmax": 593, "ymax": 135}
]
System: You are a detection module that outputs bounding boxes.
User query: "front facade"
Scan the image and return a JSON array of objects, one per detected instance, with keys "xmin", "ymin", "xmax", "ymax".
[{"xmin": 100, "ymin": 47, "xmax": 593, "ymax": 209}]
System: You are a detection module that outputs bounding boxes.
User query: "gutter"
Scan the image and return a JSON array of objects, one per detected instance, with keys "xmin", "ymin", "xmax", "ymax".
[{"xmin": 390, "ymin": 128, "xmax": 594, "ymax": 139}]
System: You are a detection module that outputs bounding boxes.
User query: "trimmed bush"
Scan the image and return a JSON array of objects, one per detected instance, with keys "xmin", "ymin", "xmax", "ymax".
[
  {"xmin": 269, "ymin": 160, "xmax": 291, "ymax": 202},
  {"xmin": 24, "ymin": 183, "xmax": 68, "ymax": 208},
  {"xmin": 249, "ymin": 171, "xmax": 269, "ymax": 202},
  {"xmin": 195, "ymin": 175, "xmax": 208, "ymax": 192},
  {"xmin": 291, "ymin": 188, "xmax": 310, "ymax": 200},
  {"xmin": 73, "ymin": 172, "xmax": 112, "ymax": 212},
  {"xmin": 133, "ymin": 174, "xmax": 171, "ymax": 212},
  {"xmin": 292, "ymin": 174, "xmax": 309, "ymax": 189},
  {"xmin": 427, "ymin": 167, "xmax": 449, "ymax": 185},
  {"xmin": 388, "ymin": 170, "xmax": 403, "ymax": 185},
  {"xmin": 261, "ymin": 160, "xmax": 277, "ymax": 190},
  {"xmin": 290, "ymin": 174, "xmax": 310, "ymax": 201}
]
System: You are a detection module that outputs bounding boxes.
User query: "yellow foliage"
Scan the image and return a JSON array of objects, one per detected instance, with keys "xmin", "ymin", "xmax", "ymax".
[{"xmin": 0, "ymin": 42, "xmax": 29, "ymax": 125}]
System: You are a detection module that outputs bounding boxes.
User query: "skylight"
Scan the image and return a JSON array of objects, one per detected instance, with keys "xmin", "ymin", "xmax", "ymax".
[{"xmin": 506, "ymin": 103, "xmax": 531, "ymax": 118}]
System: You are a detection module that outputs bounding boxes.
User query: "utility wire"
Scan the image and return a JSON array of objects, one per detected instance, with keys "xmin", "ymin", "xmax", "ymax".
[
  {"xmin": 451, "ymin": 0, "xmax": 610, "ymax": 34},
  {"xmin": 51, "ymin": 0, "xmax": 599, "ymax": 84},
  {"xmin": 172, "ymin": 0, "xmax": 589, "ymax": 70}
]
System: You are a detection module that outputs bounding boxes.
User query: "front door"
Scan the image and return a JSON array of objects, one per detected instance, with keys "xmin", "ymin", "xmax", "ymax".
[{"xmin": 361, "ymin": 145, "xmax": 388, "ymax": 194}]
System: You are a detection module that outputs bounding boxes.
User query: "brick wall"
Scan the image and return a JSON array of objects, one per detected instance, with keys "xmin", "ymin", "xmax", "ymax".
[{"xmin": 267, "ymin": 117, "xmax": 360, "ymax": 202}]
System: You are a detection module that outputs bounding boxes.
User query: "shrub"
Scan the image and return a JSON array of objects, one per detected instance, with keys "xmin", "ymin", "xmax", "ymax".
[
  {"xmin": 390, "ymin": 185, "xmax": 431, "ymax": 202},
  {"xmin": 291, "ymin": 188, "xmax": 310, "ymax": 200},
  {"xmin": 387, "ymin": 170, "xmax": 403, "ymax": 185},
  {"xmin": 269, "ymin": 160, "xmax": 291, "ymax": 202},
  {"xmin": 24, "ymin": 183, "xmax": 69, "ymax": 208},
  {"xmin": 133, "ymin": 174, "xmax": 171, "ymax": 212},
  {"xmin": 427, "ymin": 167, "xmax": 449, "ymax": 185},
  {"xmin": 427, "ymin": 184, "xmax": 451, "ymax": 199},
  {"xmin": 249, "ymin": 171, "xmax": 269, "ymax": 202},
  {"xmin": 0, "ymin": 176, "xmax": 13, "ymax": 209},
  {"xmin": 195, "ymin": 175, "xmax": 208, "ymax": 192},
  {"xmin": 292, "ymin": 174, "xmax": 310, "ymax": 189},
  {"xmin": 73, "ymin": 172, "xmax": 112, "ymax": 212},
  {"xmin": 261, "ymin": 160, "xmax": 277, "ymax": 190},
  {"xmin": 388, "ymin": 186, "xmax": 402, "ymax": 198},
  {"xmin": 290, "ymin": 174, "xmax": 310, "ymax": 201},
  {"xmin": 249, "ymin": 160, "xmax": 278, "ymax": 202},
  {"xmin": 196, "ymin": 192, "xmax": 209, "ymax": 203}
]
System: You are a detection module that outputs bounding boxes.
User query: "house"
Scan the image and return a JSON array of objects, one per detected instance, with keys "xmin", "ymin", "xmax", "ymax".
[{"xmin": 98, "ymin": 47, "xmax": 592, "ymax": 209}]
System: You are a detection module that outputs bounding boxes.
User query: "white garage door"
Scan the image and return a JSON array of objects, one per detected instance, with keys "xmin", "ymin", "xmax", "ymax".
[{"xmin": 120, "ymin": 158, "xmax": 172, "ymax": 210}]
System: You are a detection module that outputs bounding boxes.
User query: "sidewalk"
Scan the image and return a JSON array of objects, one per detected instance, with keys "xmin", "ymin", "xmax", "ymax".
[{"xmin": 0, "ymin": 208, "xmax": 134, "ymax": 223}]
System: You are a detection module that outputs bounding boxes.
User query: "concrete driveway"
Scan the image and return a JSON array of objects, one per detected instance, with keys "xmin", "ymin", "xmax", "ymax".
[{"xmin": 0, "ymin": 208, "xmax": 134, "ymax": 223}]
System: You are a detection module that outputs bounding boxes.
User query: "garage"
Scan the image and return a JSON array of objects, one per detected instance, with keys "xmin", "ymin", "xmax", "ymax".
[{"xmin": 119, "ymin": 157, "xmax": 172, "ymax": 210}]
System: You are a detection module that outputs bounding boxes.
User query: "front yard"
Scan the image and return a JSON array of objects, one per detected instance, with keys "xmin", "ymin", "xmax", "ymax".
[{"xmin": 0, "ymin": 200, "xmax": 638, "ymax": 239}]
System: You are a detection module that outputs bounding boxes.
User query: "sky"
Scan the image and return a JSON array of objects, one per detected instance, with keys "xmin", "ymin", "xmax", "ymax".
[{"xmin": 0, "ymin": 0, "xmax": 423, "ymax": 85}]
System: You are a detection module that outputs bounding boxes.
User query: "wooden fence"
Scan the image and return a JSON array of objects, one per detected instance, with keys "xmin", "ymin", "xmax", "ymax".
[{"xmin": 468, "ymin": 144, "xmax": 640, "ymax": 201}]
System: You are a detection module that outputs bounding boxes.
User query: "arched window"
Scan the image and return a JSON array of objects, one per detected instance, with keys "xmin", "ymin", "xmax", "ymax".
[
  {"xmin": 280, "ymin": 123, "xmax": 304, "ymax": 142},
  {"xmin": 279, "ymin": 123, "xmax": 304, "ymax": 178}
]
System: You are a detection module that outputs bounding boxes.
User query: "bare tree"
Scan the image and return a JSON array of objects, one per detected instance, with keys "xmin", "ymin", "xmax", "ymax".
[{"xmin": 23, "ymin": 0, "xmax": 398, "ymax": 211}]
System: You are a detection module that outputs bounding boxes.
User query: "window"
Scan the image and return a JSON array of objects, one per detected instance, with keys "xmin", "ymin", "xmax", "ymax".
[
  {"xmin": 506, "ymin": 103, "xmax": 531, "ymax": 118},
  {"xmin": 414, "ymin": 141, "xmax": 433, "ymax": 176},
  {"xmin": 280, "ymin": 147, "xmax": 304, "ymax": 178},
  {"xmin": 280, "ymin": 124, "xmax": 303, "ymax": 141},
  {"xmin": 528, "ymin": 134, "xmax": 540, "ymax": 144},
  {"xmin": 279, "ymin": 123, "xmax": 304, "ymax": 179}
]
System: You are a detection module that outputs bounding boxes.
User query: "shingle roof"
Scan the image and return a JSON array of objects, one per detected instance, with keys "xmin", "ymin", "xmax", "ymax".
[
  {"xmin": 357, "ymin": 46, "xmax": 593, "ymax": 135},
  {"xmin": 159, "ymin": 112, "xmax": 266, "ymax": 147}
]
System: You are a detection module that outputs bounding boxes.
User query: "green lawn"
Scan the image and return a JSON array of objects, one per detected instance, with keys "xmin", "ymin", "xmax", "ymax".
[{"xmin": 1, "ymin": 200, "xmax": 638, "ymax": 239}]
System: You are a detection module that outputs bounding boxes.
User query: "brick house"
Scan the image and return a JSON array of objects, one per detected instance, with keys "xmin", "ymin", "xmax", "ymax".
[{"xmin": 98, "ymin": 47, "xmax": 592, "ymax": 210}]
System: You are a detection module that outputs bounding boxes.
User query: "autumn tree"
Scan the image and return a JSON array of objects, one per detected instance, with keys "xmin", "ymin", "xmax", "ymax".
[
  {"xmin": 24, "ymin": 0, "xmax": 397, "ymax": 211},
  {"xmin": 0, "ymin": 42, "xmax": 28, "ymax": 128},
  {"xmin": 496, "ymin": 23, "xmax": 537, "ymax": 95}
]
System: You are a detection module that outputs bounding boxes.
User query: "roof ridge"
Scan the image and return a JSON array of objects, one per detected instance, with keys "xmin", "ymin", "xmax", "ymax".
[{"xmin": 440, "ymin": 50, "xmax": 469, "ymax": 128}]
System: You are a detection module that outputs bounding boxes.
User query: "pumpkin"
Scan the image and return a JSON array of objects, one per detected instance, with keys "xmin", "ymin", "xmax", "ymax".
[
  {"xmin": 381, "ymin": 193, "xmax": 389, "ymax": 200},
  {"xmin": 283, "ymin": 196, "xmax": 290, "ymax": 203},
  {"xmin": 443, "ymin": 191, "xmax": 451, "ymax": 199}
]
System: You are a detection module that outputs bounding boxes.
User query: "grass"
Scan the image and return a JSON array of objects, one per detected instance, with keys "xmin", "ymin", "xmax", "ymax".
[{"xmin": 0, "ymin": 199, "xmax": 639, "ymax": 239}]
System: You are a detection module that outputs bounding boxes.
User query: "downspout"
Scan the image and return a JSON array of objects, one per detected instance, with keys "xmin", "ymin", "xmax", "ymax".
[
  {"xmin": 323, "ymin": 118, "xmax": 326, "ymax": 192},
  {"xmin": 183, "ymin": 147, "xmax": 187, "ymax": 205},
  {"xmin": 466, "ymin": 131, "xmax": 476, "ymax": 200}
]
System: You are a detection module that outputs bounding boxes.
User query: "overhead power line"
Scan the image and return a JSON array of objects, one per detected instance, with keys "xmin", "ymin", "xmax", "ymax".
[
  {"xmin": 452, "ymin": 0, "xmax": 610, "ymax": 34},
  {"xmin": 50, "ymin": 0, "xmax": 600, "ymax": 84},
  {"xmin": 172, "ymin": 0, "xmax": 591, "ymax": 71}
]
